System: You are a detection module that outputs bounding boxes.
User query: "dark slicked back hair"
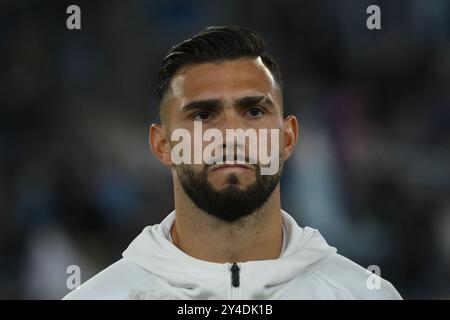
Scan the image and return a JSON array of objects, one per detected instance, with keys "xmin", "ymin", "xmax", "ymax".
[{"xmin": 157, "ymin": 26, "xmax": 283, "ymax": 103}]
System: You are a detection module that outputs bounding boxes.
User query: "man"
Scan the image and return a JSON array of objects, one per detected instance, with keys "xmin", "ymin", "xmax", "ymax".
[{"xmin": 64, "ymin": 26, "xmax": 401, "ymax": 299}]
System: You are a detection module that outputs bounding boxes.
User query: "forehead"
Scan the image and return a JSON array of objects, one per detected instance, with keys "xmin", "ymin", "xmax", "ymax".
[{"xmin": 166, "ymin": 57, "xmax": 281, "ymax": 104}]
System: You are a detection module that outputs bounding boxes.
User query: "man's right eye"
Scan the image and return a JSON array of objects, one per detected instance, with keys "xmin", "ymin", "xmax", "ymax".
[{"xmin": 193, "ymin": 111, "xmax": 212, "ymax": 121}]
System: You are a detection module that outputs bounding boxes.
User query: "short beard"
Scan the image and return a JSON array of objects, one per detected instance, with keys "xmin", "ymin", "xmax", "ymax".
[{"xmin": 176, "ymin": 162, "xmax": 282, "ymax": 223}]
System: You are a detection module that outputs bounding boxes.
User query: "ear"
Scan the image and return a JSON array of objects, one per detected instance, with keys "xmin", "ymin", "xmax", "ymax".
[
  {"xmin": 149, "ymin": 123, "xmax": 172, "ymax": 166},
  {"xmin": 281, "ymin": 115, "xmax": 299, "ymax": 161}
]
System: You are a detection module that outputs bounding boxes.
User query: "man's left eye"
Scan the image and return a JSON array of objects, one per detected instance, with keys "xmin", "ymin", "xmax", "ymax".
[{"xmin": 247, "ymin": 107, "xmax": 264, "ymax": 117}]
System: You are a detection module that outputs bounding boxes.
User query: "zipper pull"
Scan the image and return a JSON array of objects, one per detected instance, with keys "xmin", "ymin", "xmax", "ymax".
[{"xmin": 231, "ymin": 263, "xmax": 240, "ymax": 288}]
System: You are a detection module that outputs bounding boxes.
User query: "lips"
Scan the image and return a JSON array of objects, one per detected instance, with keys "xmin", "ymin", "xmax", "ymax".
[{"xmin": 210, "ymin": 164, "xmax": 253, "ymax": 172}]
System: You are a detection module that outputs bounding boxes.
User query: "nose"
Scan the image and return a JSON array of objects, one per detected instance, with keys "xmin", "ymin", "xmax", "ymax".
[{"xmin": 218, "ymin": 108, "xmax": 246, "ymax": 162}]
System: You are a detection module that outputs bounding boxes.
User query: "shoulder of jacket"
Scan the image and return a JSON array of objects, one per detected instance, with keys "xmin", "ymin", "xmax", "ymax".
[
  {"xmin": 303, "ymin": 253, "xmax": 402, "ymax": 299},
  {"xmin": 62, "ymin": 258, "xmax": 160, "ymax": 300}
]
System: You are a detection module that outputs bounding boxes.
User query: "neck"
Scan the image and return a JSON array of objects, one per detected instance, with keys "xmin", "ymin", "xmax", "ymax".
[{"xmin": 171, "ymin": 178, "xmax": 283, "ymax": 264}]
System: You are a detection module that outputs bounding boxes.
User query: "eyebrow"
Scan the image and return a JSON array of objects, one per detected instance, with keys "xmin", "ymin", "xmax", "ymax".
[
  {"xmin": 180, "ymin": 95, "xmax": 275, "ymax": 113},
  {"xmin": 234, "ymin": 95, "xmax": 275, "ymax": 109},
  {"xmin": 180, "ymin": 99, "xmax": 223, "ymax": 113}
]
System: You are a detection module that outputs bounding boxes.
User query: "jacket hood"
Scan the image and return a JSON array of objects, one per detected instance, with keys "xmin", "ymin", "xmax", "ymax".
[{"xmin": 122, "ymin": 210, "xmax": 337, "ymax": 299}]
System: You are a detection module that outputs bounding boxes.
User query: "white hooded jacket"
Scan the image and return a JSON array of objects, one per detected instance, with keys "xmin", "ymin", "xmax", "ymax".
[{"xmin": 63, "ymin": 210, "xmax": 402, "ymax": 300}]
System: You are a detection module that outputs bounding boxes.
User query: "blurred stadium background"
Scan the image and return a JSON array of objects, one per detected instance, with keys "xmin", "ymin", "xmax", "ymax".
[{"xmin": 0, "ymin": 0, "xmax": 449, "ymax": 299}]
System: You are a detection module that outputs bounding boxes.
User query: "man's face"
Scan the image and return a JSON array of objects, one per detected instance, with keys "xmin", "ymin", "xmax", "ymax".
[{"xmin": 160, "ymin": 57, "xmax": 286, "ymax": 222}]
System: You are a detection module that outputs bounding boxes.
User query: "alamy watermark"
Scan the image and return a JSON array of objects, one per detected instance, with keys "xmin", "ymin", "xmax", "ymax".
[
  {"xmin": 66, "ymin": 5, "xmax": 81, "ymax": 30},
  {"xmin": 366, "ymin": 265, "xmax": 382, "ymax": 290},
  {"xmin": 366, "ymin": 5, "xmax": 381, "ymax": 30},
  {"xmin": 170, "ymin": 121, "xmax": 280, "ymax": 175},
  {"xmin": 66, "ymin": 264, "xmax": 81, "ymax": 290}
]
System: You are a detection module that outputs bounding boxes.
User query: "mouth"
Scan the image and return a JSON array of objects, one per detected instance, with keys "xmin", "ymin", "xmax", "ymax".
[{"xmin": 209, "ymin": 164, "xmax": 253, "ymax": 172}]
